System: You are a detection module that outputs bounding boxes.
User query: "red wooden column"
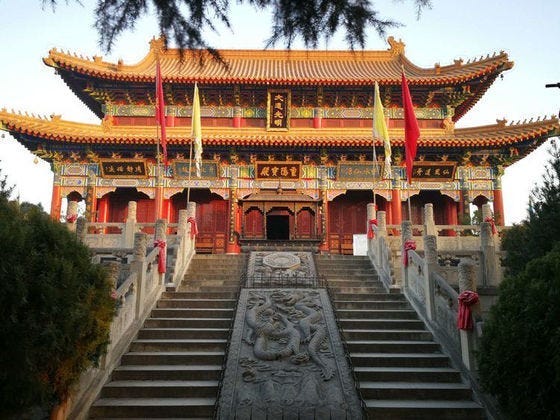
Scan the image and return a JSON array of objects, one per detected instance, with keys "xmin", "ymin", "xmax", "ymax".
[
  {"xmin": 313, "ymin": 107, "xmax": 323, "ymax": 129},
  {"xmin": 97, "ymin": 196, "xmax": 109, "ymax": 223},
  {"xmin": 318, "ymin": 172, "xmax": 329, "ymax": 252},
  {"xmin": 233, "ymin": 106, "xmax": 243, "ymax": 128},
  {"xmin": 445, "ymin": 198, "xmax": 458, "ymax": 236},
  {"xmin": 50, "ymin": 184, "xmax": 62, "ymax": 221},
  {"xmin": 493, "ymin": 188, "xmax": 505, "ymax": 226},
  {"xmin": 391, "ymin": 187, "xmax": 402, "ymax": 225}
]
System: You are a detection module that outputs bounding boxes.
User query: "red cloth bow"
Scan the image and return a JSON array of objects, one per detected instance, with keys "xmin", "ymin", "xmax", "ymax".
[
  {"xmin": 457, "ymin": 290, "xmax": 479, "ymax": 330},
  {"xmin": 187, "ymin": 217, "xmax": 198, "ymax": 239},
  {"xmin": 484, "ymin": 217, "xmax": 498, "ymax": 235},
  {"xmin": 66, "ymin": 214, "xmax": 78, "ymax": 223},
  {"xmin": 367, "ymin": 219, "xmax": 378, "ymax": 239},
  {"xmin": 153, "ymin": 240, "xmax": 166, "ymax": 274},
  {"xmin": 402, "ymin": 239, "xmax": 417, "ymax": 267}
]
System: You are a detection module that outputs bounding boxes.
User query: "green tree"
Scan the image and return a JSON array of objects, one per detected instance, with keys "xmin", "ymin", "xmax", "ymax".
[
  {"xmin": 0, "ymin": 172, "xmax": 115, "ymax": 416},
  {"xmin": 44, "ymin": 0, "xmax": 430, "ymax": 53},
  {"xmin": 478, "ymin": 140, "xmax": 560, "ymax": 418}
]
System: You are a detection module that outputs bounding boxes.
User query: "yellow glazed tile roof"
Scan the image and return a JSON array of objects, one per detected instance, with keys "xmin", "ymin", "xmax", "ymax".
[
  {"xmin": 1, "ymin": 108, "xmax": 557, "ymax": 153},
  {"xmin": 43, "ymin": 37, "xmax": 513, "ymax": 86}
]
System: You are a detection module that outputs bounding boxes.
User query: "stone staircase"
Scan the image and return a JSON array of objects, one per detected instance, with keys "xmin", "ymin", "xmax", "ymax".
[
  {"xmin": 89, "ymin": 254, "xmax": 246, "ymax": 419},
  {"xmin": 316, "ymin": 254, "xmax": 486, "ymax": 420}
]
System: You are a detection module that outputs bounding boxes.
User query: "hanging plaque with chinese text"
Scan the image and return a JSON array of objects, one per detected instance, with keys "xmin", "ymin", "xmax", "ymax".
[
  {"xmin": 337, "ymin": 162, "xmax": 384, "ymax": 181},
  {"xmin": 255, "ymin": 161, "xmax": 301, "ymax": 180},
  {"xmin": 412, "ymin": 162, "xmax": 457, "ymax": 181},
  {"xmin": 267, "ymin": 89, "xmax": 291, "ymax": 130},
  {"xmin": 173, "ymin": 161, "xmax": 219, "ymax": 179},
  {"xmin": 100, "ymin": 160, "xmax": 148, "ymax": 178}
]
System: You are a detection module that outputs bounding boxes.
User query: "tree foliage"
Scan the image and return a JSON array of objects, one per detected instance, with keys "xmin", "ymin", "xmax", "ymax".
[
  {"xmin": 0, "ymin": 172, "xmax": 115, "ymax": 416},
  {"xmin": 478, "ymin": 140, "xmax": 560, "ymax": 418},
  {"xmin": 44, "ymin": 0, "xmax": 431, "ymax": 53}
]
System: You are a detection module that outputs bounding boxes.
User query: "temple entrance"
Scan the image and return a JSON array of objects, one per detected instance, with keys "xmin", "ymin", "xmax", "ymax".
[{"xmin": 267, "ymin": 215, "xmax": 290, "ymax": 240}]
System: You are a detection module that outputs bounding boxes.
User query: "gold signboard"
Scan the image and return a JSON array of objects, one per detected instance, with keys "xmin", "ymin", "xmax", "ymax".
[
  {"xmin": 267, "ymin": 89, "xmax": 290, "ymax": 130},
  {"xmin": 412, "ymin": 162, "xmax": 457, "ymax": 181},
  {"xmin": 337, "ymin": 163, "xmax": 384, "ymax": 181},
  {"xmin": 255, "ymin": 161, "xmax": 301, "ymax": 180},
  {"xmin": 100, "ymin": 160, "xmax": 148, "ymax": 178},
  {"xmin": 173, "ymin": 161, "xmax": 219, "ymax": 179}
]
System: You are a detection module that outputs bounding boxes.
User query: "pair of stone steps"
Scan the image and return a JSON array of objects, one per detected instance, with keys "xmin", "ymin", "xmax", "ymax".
[
  {"xmin": 89, "ymin": 254, "xmax": 245, "ymax": 419},
  {"xmin": 316, "ymin": 254, "xmax": 486, "ymax": 419}
]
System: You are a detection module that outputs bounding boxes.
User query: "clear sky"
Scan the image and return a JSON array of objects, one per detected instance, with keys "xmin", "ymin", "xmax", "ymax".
[{"xmin": 0, "ymin": 0, "xmax": 558, "ymax": 224}]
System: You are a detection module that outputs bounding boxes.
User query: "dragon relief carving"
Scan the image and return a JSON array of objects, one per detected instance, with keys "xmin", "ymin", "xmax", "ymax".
[{"xmin": 243, "ymin": 290, "xmax": 334, "ymax": 381}]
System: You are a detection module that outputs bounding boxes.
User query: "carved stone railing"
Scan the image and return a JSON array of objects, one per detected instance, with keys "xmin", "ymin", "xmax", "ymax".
[{"xmin": 67, "ymin": 205, "xmax": 199, "ymax": 419}]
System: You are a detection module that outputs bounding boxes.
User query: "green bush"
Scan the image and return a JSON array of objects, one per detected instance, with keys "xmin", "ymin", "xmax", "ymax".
[
  {"xmin": 478, "ymin": 245, "xmax": 560, "ymax": 418},
  {"xmin": 0, "ymin": 194, "xmax": 115, "ymax": 416}
]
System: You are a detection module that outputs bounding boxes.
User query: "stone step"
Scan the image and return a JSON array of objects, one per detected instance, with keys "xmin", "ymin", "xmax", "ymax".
[
  {"xmin": 138, "ymin": 328, "xmax": 229, "ymax": 340},
  {"xmin": 335, "ymin": 309, "xmax": 418, "ymax": 319},
  {"xmin": 151, "ymin": 308, "xmax": 234, "ymax": 319},
  {"xmin": 333, "ymin": 300, "xmax": 410, "ymax": 310},
  {"xmin": 355, "ymin": 367, "xmax": 462, "ymax": 383},
  {"xmin": 121, "ymin": 351, "xmax": 224, "ymax": 366},
  {"xmin": 157, "ymin": 299, "xmax": 236, "ymax": 309},
  {"xmin": 329, "ymin": 286, "xmax": 387, "ymax": 294},
  {"xmin": 316, "ymin": 255, "xmax": 370, "ymax": 261},
  {"xmin": 182, "ymin": 279, "xmax": 242, "ymax": 287},
  {"xmin": 162, "ymin": 291, "xmax": 237, "ymax": 299},
  {"xmin": 89, "ymin": 397, "xmax": 215, "ymax": 418},
  {"xmin": 129, "ymin": 339, "xmax": 227, "ymax": 352},
  {"xmin": 144, "ymin": 317, "xmax": 231, "ymax": 329},
  {"xmin": 100, "ymin": 380, "xmax": 219, "ymax": 398},
  {"xmin": 326, "ymin": 279, "xmax": 377, "ymax": 287},
  {"xmin": 331, "ymin": 292, "xmax": 405, "ymax": 301},
  {"xmin": 346, "ymin": 340, "xmax": 440, "ymax": 353},
  {"xmin": 339, "ymin": 319, "xmax": 425, "ymax": 330},
  {"xmin": 350, "ymin": 353, "xmax": 450, "ymax": 368},
  {"xmin": 359, "ymin": 381, "xmax": 474, "ymax": 401},
  {"xmin": 342, "ymin": 329, "xmax": 433, "ymax": 341},
  {"xmin": 364, "ymin": 399, "xmax": 485, "ymax": 419},
  {"xmin": 111, "ymin": 365, "xmax": 222, "ymax": 381}
]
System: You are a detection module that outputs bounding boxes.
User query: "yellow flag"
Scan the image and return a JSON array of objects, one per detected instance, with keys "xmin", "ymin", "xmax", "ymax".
[
  {"xmin": 191, "ymin": 83, "xmax": 203, "ymax": 178},
  {"xmin": 373, "ymin": 82, "xmax": 391, "ymax": 179}
]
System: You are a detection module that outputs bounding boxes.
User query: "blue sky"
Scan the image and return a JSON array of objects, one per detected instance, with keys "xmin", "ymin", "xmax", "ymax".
[{"xmin": 0, "ymin": 0, "xmax": 559, "ymax": 224}]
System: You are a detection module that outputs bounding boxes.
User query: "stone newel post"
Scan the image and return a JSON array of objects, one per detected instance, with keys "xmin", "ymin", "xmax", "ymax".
[
  {"xmin": 458, "ymin": 258, "xmax": 481, "ymax": 370},
  {"xmin": 177, "ymin": 209, "xmax": 188, "ymax": 237},
  {"xmin": 132, "ymin": 232, "xmax": 147, "ymax": 318},
  {"xmin": 423, "ymin": 235, "xmax": 438, "ymax": 320},
  {"xmin": 124, "ymin": 201, "xmax": 137, "ymax": 248},
  {"xmin": 424, "ymin": 203, "xmax": 436, "ymax": 237},
  {"xmin": 66, "ymin": 200, "xmax": 79, "ymax": 232}
]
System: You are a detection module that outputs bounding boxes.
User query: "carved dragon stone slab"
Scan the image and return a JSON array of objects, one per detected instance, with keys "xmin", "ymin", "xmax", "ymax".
[{"xmin": 217, "ymin": 288, "xmax": 363, "ymax": 419}]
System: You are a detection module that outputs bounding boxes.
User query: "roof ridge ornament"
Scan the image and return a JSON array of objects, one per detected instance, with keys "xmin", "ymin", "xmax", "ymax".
[
  {"xmin": 387, "ymin": 36, "xmax": 405, "ymax": 56},
  {"xmin": 150, "ymin": 36, "xmax": 167, "ymax": 58}
]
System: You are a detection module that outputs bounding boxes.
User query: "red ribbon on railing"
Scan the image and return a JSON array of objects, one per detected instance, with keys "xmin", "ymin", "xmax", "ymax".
[
  {"xmin": 187, "ymin": 217, "xmax": 198, "ymax": 239},
  {"xmin": 153, "ymin": 240, "xmax": 166, "ymax": 273},
  {"xmin": 484, "ymin": 217, "xmax": 498, "ymax": 235},
  {"xmin": 457, "ymin": 290, "xmax": 479, "ymax": 330},
  {"xmin": 367, "ymin": 219, "xmax": 378, "ymax": 239},
  {"xmin": 402, "ymin": 239, "xmax": 417, "ymax": 267},
  {"xmin": 66, "ymin": 214, "xmax": 78, "ymax": 223}
]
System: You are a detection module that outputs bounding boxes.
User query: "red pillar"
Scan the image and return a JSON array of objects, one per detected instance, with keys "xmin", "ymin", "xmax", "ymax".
[
  {"xmin": 233, "ymin": 106, "xmax": 243, "ymax": 128},
  {"xmin": 50, "ymin": 185, "xmax": 62, "ymax": 221},
  {"xmin": 493, "ymin": 189, "xmax": 505, "ymax": 226},
  {"xmin": 313, "ymin": 107, "xmax": 322, "ymax": 129},
  {"xmin": 446, "ymin": 199, "xmax": 458, "ymax": 236},
  {"xmin": 391, "ymin": 188, "xmax": 402, "ymax": 225},
  {"xmin": 97, "ymin": 196, "xmax": 109, "ymax": 222}
]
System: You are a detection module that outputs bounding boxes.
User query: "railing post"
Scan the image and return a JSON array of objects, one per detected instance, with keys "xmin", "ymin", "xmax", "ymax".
[
  {"xmin": 366, "ymin": 203, "xmax": 376, "ymax": 256},
  {"xmin": 124, "ymin": 201, "xmax": 137, "ymax": 248},
  {"xmin": 480, "ymin": 222, "xmax": 498, "ymax": 287},
  {"xmin": 132, "ymin": 232, "xmax": 147, "ymax": 319},
  {"xmin": 66, "ymin": 200, "xmax": 79, "ymax": 232},
  {"xmin": 423, "ymin": 235, "xmax": 438, "ymax": 321},
  {"xmin": 154, "ymin": 218, "xmax": 168, "ymax": 284},
  {"xmin": 401, "ymin": 220, "xmax": 413, "ymax": 290},
  {"xmin": 178, "ymin": 209, "xmax": 188, "ymax": 237},
  {"xmin": 458, "ymin": 258, "xmax": 480, "ymax": 371},
  {"xmin": 376, "ymin": 210, "xmax": 387, "ymax": 272},
  {"xmin": 186, "ymin": 202, "xmax": 197, "ymax": 254},
  {"xmin": 76, "ymin": 217, "xmax": 87, "ymax": 244},
  {"xmin": 423, "ymin": 203, "xmax": 437, "ymax": 237}
]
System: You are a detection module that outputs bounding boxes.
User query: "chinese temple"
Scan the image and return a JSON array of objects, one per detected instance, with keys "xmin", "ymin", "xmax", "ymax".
[{"xmin": 1, "ymin": 37, "xmax": 559, "ymax": 254}]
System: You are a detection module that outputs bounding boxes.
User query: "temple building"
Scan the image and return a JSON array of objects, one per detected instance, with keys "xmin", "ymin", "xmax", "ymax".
[{"xmin": 1, "ymin": 37, "xmax": 559, "ymax": 254}]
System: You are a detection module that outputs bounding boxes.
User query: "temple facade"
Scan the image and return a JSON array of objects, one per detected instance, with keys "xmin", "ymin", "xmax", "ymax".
[{"xmin": 1, "ymin": 37, "xmax": 559, "ymax": 254}]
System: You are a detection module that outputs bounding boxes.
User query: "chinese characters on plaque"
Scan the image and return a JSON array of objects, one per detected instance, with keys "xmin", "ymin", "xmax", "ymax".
[
  {"xmin": 411, "ymin": 162, "xmax": 457, "ymax": 181},
  {"xmin": 337, "ymin": 163, "xmax": 384, "ymax": 181},
  {"xmin": 256, "ymin": 162, "xmax": 301, "ymax": 180},
  {"xmin": 267, "ymin": 90, "xmax": 290, "ymax": 130},
  {"xmin": 173, "ymin": 161, "xmax": 218, "ymax": 179},
  {"xmin": 100, "ymin": 160, "xmax": 148, "ymax": 178}
]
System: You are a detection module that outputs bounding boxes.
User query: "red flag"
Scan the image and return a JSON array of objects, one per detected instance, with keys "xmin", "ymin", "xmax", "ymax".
[
  {"xmin": 402, "ymin": 70, "xmax": 420, "ymax": 183},
  {"xmin": 155, "ymin": 60, "xmax": 168, "ymax": 166}
]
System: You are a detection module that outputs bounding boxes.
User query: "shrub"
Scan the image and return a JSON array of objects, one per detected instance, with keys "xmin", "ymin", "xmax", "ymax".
[
  {"xmin": 0, "ymin": 194, "xmax": 115, "ymax": 416},
  {"xmin": 478, "ymin": 245, "xmax": 560, "ymax": 418}
]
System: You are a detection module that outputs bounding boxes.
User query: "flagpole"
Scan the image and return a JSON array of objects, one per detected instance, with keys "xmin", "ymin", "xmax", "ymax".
[
  {"xmin": 155, "ymin": 60, "xmax": 162, "ymax": 223},
  {"xmin": 372, "ymin": 136, "xmax": 378, "ymax": 209},
  {"xmin": 187, "ymin": 137, "xmax": 193, "ymax": 205}
]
